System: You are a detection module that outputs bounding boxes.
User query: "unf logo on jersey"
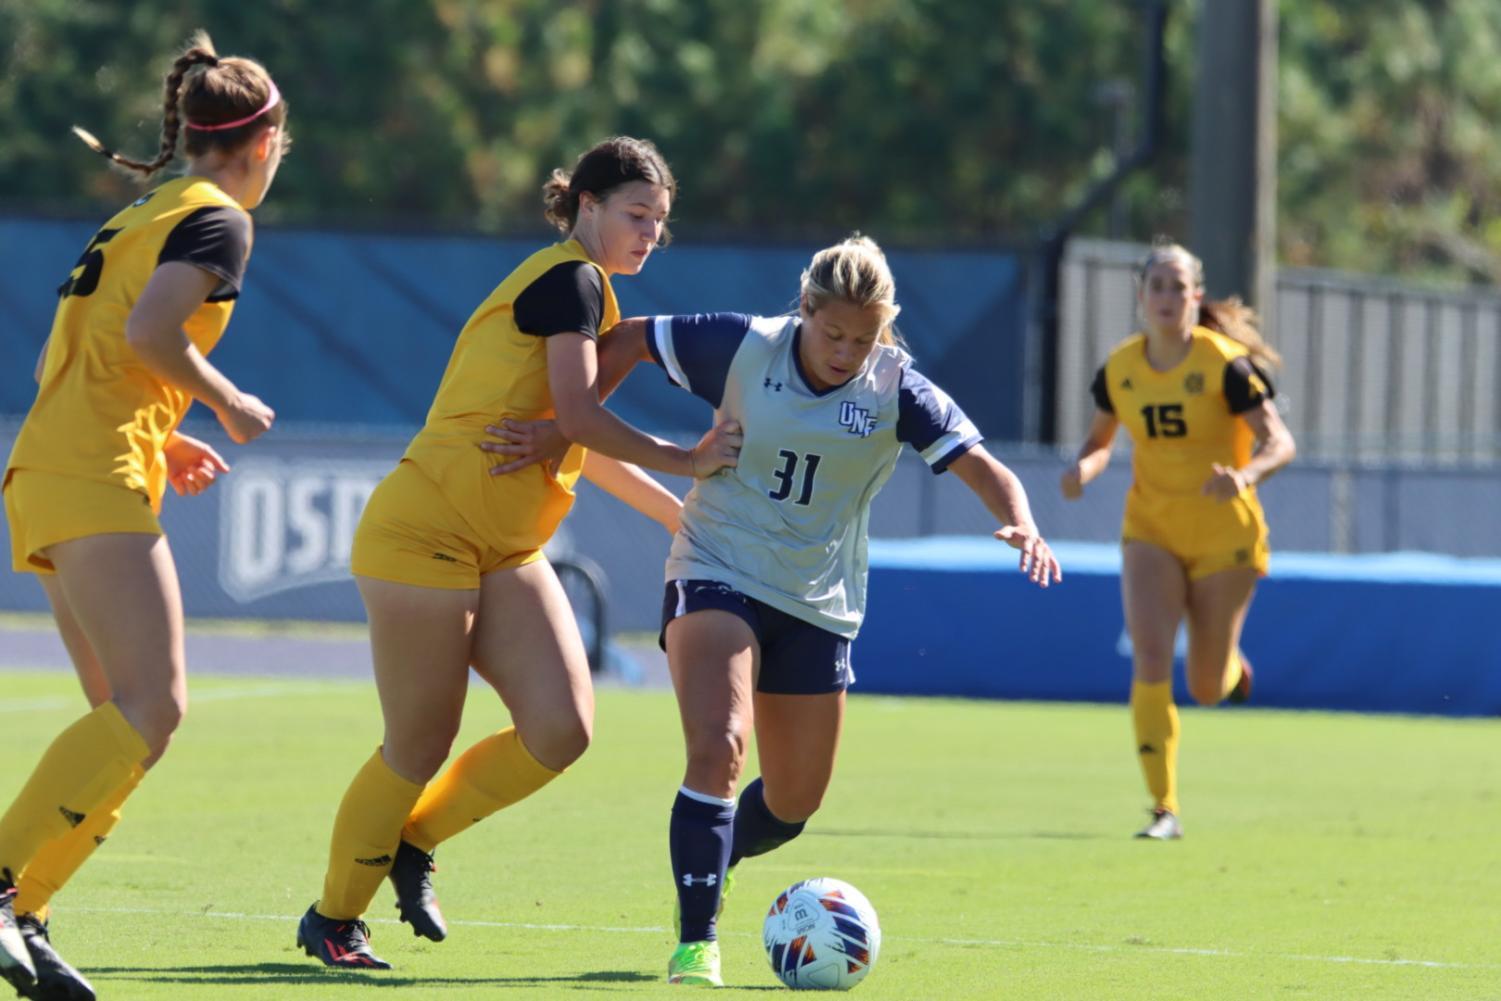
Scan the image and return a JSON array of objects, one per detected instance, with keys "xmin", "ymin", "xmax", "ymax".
[{"xmin": 839, "ymin": 401, "xmax": 877, "ymax": 437}]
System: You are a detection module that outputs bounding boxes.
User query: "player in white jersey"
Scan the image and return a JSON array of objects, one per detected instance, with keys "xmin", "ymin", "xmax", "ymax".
[{"xmin": 582, "ymin": 235, "xmax": 1063, "ymax": 986}]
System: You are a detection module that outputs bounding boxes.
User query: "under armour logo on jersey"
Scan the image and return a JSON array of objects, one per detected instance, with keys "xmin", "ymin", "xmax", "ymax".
[
  {"xmin": 682, "ymin": 873, "xmax": 718, "ymax": 887},
  {"xmin": 839, "ymin": 401, "xmax": 877, "ymax": 437},
  {"xmin": 764, "ymin": 377, "xmax": 783, "ymax": 392}
]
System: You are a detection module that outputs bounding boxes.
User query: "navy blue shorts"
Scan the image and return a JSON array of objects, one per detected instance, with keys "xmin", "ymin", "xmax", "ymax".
[{"xmin": 659, "ymin": 579, "xmax": 853, "ymax": 695}]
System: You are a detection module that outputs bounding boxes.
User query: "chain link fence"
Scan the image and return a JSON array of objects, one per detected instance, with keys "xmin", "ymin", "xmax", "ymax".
[{"xmin": 1055, "ymin": 238, "xmax": 1501, "ymax": 466}]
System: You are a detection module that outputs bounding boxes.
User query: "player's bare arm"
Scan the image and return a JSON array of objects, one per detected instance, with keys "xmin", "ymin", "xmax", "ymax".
[
  {"xmin": 949, "ymin": 445, "xmax": 1062, "ymax": 586},
  {"xmin": 596, "ymin": 316, "xmax": 653, "ymax": 397},
  {"xmin": 126, "ymin": 261, "xmax": 274, "ymax": 444},
  {"xmin": 546, "ymin": 331, "xmax": 737, "ymax": 479},
  {"xmin": 1203, "ymin": 399, "xmax": 1296, "ymax": 501},
  {"xmin": 482, "ymin": 315, "xmax": 656, "ymax": 475},
  {"xmin": 1061, "ymin": 408, "xmax": 1119, "ymax": 499},
  {"xmin": 580, "ymin": 452, "xmax": 682, "ymax": 534}
]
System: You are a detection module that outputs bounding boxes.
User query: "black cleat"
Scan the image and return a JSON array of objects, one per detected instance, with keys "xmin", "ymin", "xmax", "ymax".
[
  {"xmin": 1134, "ymin": 807, "xmax": 1184, "ymax": 840},
  {"xmin": 1227, "ymin": 653, "xmax": 1254, "ymax": 704},
  {"xmin": 388, "ymin": 841, "xmax": 447, "ymax": 942},
  {"xmin": 296, "ymin": 904, "xmax": 392, "ymax": 969},
  {"xmin": 0, "ymin": 870, "xmax": 38, "ymax": 995},
  {"xmin": 18, "ymin": 915, "xmax": 94, "ymax": 1001}
]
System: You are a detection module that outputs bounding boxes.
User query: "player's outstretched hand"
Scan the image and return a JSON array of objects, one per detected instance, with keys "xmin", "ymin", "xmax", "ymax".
[
  {"xmin": 483, "ymin": 418, "xmax": 569, "ymax": 477},
  {"xmin": 994, "ymin": 525, "xmax": 1062, "ymax": 588},
  {"xmin": 690, "ymin": 420, "xmax": 742, "ymax": 478},
  {"xmin": 1201, "ymin": 462, "xmax": 1248, "ymax": 502},
  {"xmin": 164, "ymin": 432, "xmax": 230, "ymax": 496}
]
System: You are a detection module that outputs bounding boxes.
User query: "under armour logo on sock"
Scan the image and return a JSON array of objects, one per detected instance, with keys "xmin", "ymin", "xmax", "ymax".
[
  {"xmin": 681, "ymin": 873, "xmax": 718, "ymax": 887},
  {"xmin": 58, "ymin": 806, "xmax": 86, "ymax": 828}
]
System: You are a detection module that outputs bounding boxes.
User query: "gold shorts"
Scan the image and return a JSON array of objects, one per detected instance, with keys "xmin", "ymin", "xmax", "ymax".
[
  {"xmin": 350, "ymin": 459, "xmax": 544, "ymax": 590},
  {"xmin": 4, "ymin": 468, "xmax": 162, "ymax": 575},
  {"xmin": 1121, "ymin": 492, "xmax": 1269, "ymax": 580}
]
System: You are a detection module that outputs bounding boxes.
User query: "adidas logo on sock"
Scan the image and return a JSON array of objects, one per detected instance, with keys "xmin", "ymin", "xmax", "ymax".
[
  {"xmin": 355, "ymin": 854, "xmax": 393, "ymax": 867},
  {"xmin": 58, "ymin": 806, "xmax": 86, "ymax": 828}
]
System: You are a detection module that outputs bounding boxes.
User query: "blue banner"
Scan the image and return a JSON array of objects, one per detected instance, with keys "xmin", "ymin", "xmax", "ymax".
[
  {"xmin": 0, "ymin": 219, "xmax": 1029, "ymax": 438},
  {"xmin": 856, "ymin": 538, "xmax": 1501, "ymax": 717}
]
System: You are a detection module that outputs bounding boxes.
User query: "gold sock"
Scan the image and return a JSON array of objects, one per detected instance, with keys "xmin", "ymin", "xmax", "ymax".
[
  {"xmin": 402, "ymin": 728, "xmax": 561, "ymax": 854},
  {"xmin": 317, "ymin": 749, "xmax": 425, "ymax": 921},
  {"xmin": 1131, "ymin": 680, "xmax": 1180, "ymax": 815},
  {"xmin": 15, "ymin": 764, "xmax": 145, "ymax": 917},
  {"xmin": 0, "ymin": 702, "xmax": 149, "ymax": 876}
]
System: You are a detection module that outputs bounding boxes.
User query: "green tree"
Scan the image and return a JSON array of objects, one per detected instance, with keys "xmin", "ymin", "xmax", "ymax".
[
  {"xmin": 1278, "ymin": 0, "xmax": 1501, "ymax": 282},
  {"xmin": 3, "ymin": 0, "xmax": 1500, "ymax": 284},
  {"xmin": 0, "ymin": 0, "xmax": 1177, "ymax": 239}
]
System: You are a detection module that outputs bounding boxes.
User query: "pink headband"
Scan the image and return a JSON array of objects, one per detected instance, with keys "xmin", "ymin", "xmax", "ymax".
[{"xmin": 185, "ymin": 81, "xmax": 281, "ymax": 132}]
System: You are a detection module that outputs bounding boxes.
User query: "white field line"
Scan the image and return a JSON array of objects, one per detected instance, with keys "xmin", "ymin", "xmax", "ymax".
[
  {"xmin": 0, "ymin": 682, "xmax": 353, "ymax": 714},
  {"xmin": 65, "ymin": 905, "xmax": 1498, "ymax": 972}
]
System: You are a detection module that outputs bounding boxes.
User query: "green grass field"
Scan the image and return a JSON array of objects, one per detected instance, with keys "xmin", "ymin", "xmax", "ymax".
[{"xmin": 1, "ymin": 668, "xmax": 1497, "ymax": 1000}]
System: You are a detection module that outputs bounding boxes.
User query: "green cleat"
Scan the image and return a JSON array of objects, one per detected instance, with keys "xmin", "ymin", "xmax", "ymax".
[
  {"xmin": 667, "ymin": 939, "xmax": 722, "ymax": 986},
  {"xmin": 720, "ymin": 868, "xmax": 735, "ymax": 910}
]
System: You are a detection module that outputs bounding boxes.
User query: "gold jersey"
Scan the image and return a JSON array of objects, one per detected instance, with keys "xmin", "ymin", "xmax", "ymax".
[
  {"xmin": 1092, "ymin": 326, "xmax": 1276, "ymax": 576},
  {"xmin": 6, "ymin": 177, "xmax": 251, "ymax": 510},
  {"xmin": 1093, "ymin": 326, "xmax": 1274, "ymax": 501},
  {"xmin": 401, "ymin": 239, "xmax": 619, "ymax": 555}
]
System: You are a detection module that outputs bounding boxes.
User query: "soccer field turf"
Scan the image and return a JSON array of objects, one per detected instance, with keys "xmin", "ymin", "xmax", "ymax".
[{"xmin": 1, "ymin": 669, "xmax": 1496, "ymax": 1000}]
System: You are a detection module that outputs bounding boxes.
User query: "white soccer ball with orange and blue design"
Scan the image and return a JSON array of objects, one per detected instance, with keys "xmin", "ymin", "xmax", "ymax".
[{"xmin": 762, "ymin": 877, "xmax": 881, "ymax": 989}]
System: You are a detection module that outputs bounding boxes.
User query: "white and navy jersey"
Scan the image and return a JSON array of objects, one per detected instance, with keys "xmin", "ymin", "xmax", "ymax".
[{"xmin": 648, "ymin": 312, "xmax": 981, "ymax": 638}]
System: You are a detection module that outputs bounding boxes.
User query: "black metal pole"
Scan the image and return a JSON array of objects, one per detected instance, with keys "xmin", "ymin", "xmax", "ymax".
[{"xmin": 1031, "ymin": 0, "xmax": 1167, "ymax": 443}]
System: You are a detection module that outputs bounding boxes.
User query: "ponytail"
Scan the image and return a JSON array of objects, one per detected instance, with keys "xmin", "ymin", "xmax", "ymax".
[
  {"xmin": 1199, "ymin": 296, "xmax": 1282, "ymax": 371},
  {"xmin": 72, "ymin": 31, "xmax": 284, "ymax": 179}
]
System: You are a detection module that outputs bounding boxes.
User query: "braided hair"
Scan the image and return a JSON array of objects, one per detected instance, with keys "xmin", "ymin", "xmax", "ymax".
[{"xmin": 73, "ymin": 31, "xmax": 285, "ymax": 178}]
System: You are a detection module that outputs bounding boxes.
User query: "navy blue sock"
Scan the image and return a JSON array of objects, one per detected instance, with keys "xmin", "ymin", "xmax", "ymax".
[
  {"xmin": 669, "ymin": 787, "xmax": 735, "ymax": 943},
  {"xmin": 728, "ymin": 778, "xmax": 806, "ymax": 867}
]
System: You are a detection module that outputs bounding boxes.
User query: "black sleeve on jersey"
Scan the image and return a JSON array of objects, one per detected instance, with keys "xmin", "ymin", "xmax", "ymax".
[
  {"xmin": 896, "ymin": 366, "xmax": 983, "ymax": 474},
  {"xmin": 645, "ymin": 312, "xmax": 753, "ymax": 408},
  {"xmin": 513, "ymin": 261, "xmax": 605, "ymax": 339},
  {"xmin": 1224, "ymin": 356, "xmax": 1276, "ymax": 414},
  {"xmin": 1089, "ymin": 365, "xmax": 1114, "ymax": 414},
  {"xmin": 157, "ymin": 206, "xmax": 251, "ymax": 302}
]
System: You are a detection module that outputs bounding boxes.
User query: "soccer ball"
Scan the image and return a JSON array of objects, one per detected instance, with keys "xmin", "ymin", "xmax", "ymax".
[{"xmin": 762, "ymin": 877, "xmax": 881, "ymax": 990}]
